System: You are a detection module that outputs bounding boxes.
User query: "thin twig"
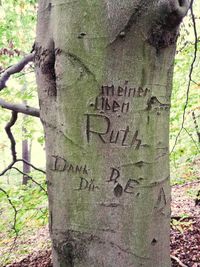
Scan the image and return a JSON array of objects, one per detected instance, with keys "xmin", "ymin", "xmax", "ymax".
[
  {"xmin": 171, "ymin": 1, "xmax": 198, "ymax": 153},
  {"xmin": 16, "ymin": 70, "xmax": 35, "ymax": 78},
  {"xmin": 0, "ymin": 98, "xmax": 40, "ymax": 117},
  {"xmin": 0, "ymin": 187, "xmax": 18, "ymax": 236},
  {"xmin": 17, "ymin": 159, "xmax": 46, "ymax": 174},
  {"xmin": 191, "ymin": 111, "xmax": 200, "ymax": 142},
  {"xmin": 0, "ymin": 161, "xmax": 16, "ymax": 176},
  {"xmin": 0, "ymin": 53, "xmax": 35, "ymax": 90},
  {"xmin": 171, "ymin": 255, "xmax": 188, "ymax": 267},
  {"xmin": 12, "ymin": 166, "xmax": 47, "ymax": 194},
  {"xmin": 0, "ymin": 160, "xmax": 46, "ymax": 177},
  {"xmin": 183, "ymin": 127, "xmax": 200, "ymax": 152},
  {"xmin": 5, "ymin": 111, "xmax": 18, "ymax": 161}
]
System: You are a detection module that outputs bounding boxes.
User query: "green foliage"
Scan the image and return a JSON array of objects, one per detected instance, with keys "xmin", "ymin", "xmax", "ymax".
[
  {"xmin": 0, "ymin": 171, "xmax": 48, "ymax": 265},
  {"xmin": 171, "ymin": 217, "xmax": 194, "ymax": 234},
  {"xmin": 0, "ymin": 172, "xmax": 48, "ymax": 235},
  {"xmin": 0, "ymin": 0, "xmax": 44, "ymax": 170}
]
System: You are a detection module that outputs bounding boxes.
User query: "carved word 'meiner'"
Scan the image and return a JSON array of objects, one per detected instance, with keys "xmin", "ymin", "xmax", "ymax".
[
  {"xmin": 50, "ymin": 155, "xmax": 88, "ymax": 175},
  {"xmin": 85, "ymin": 114, "xmax": 141, "ymax": 149},
  {"xmin": 101, "ymin": 83, "xmax": 150, "ymax": 98}
]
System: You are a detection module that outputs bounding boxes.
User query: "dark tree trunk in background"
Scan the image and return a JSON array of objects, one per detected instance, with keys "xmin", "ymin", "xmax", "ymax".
[
  {"xmin": 35, "ymin": 0, "xmax": 190, "ymax": 266},
  {"xmin": 22, "ymin": 127, "xmax": 31, "ymax": 185},
  {"xmin": 21, "ymin": 84, "xmax": 31, "ymax": 185}
]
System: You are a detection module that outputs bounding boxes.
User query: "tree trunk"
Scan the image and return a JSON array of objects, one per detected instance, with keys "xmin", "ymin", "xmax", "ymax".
[{"xmin": 35, "ymin": 1, "xmax": 189, "ymax": 266}]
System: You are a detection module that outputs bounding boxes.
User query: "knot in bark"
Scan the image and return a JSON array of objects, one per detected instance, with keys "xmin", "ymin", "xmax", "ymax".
[{"xmin": 148, "ymin": 0, "xmax": 190, "ymax": 50}]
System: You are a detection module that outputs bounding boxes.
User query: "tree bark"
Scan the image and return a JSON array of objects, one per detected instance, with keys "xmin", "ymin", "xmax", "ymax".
[{"xmin": 35, "ymin": 0, "xmax": 190, "ymax": 266}]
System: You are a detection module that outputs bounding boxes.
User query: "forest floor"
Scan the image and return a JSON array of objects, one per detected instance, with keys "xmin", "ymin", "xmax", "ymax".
[{"xmin": 3, "ymin": 181, "xmax": 200, "ymax": 267}]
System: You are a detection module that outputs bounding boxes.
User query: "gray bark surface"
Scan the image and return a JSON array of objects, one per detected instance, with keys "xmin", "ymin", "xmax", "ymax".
[{"xmin": 35, "ymin": 0, "xmax": 190, "ymax": 266}]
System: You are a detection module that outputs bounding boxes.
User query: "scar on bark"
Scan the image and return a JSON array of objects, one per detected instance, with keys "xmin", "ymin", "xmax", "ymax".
[
  {"xmin": 52, "ymin": 231, "xmax": 91, "ymax": 266},
  {"xmin": 148, "ymin": 0, "xmax": 190, "ymax": 50},
  {"xmin": 65, "ymin": 51, "xmax": 97, "ymax": 82},
  {"xmin": 147, "ymin": 96, "xmax": 170, "ymax": 111},
  {"xmin": 35, "ymin": 39, "xmax": 57, "ymax": 97}
]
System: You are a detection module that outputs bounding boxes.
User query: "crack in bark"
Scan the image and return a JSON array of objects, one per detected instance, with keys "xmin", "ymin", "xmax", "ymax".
[
  {"xmin": 65, "ymin": 52, "xmax": 97, "ymax": 82},
  {"xmin": 119, "ymin": 161, "xmax": 156, "ymax": 168},
  {"xmin": 99, "ymin": 202, "xmax": 120, "ymax": 208},
  {"xmin": 109, "ymin": 0, "xmax": 148, "ymax": 45},
  {"xmin": 147, "ymin": 96, "xmax": 170, "ymax": 110},
  {"xmin": 59, "ymin": 130, "xmax": 86, "ymax": 151},
  {"xmin": 109, "ymin": 241, "xmax": 150, "ymax": 260}
]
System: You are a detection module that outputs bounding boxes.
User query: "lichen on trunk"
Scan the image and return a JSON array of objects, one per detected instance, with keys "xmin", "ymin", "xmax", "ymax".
[{"xmin": 35, "ymin": 0, "xmax": 190, "ymax": 266}]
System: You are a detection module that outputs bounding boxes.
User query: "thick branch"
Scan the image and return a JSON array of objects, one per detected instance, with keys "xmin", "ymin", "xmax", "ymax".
[
  {"xmin": 0, "ymin": 53, "xmax": 35, "ymax": 90},
  {"xmin": 5, "ymin": 111, "xmax": 18, "ymax": 162},
  {"xmin": 0, "ymin": 98, "xmax": 40, "ymax": 117}
]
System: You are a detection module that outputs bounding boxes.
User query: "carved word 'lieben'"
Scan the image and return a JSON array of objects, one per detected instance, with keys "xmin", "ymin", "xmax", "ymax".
[
  {"xmin": 94, "ymin": 97, "xmax": 130, "ymax": 113},
  {"xmin": 85, "ymin": 114, "xmax": 141, "ymax": 149}
]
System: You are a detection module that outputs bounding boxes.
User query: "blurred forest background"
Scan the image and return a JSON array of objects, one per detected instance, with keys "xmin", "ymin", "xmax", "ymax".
[{"xmin": 0, "ymin": 0, "xmax": 199, "ymax": 265}]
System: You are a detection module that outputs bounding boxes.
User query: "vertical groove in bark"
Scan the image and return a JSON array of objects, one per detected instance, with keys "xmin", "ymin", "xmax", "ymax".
[{"xmin": 35, "ymin": 0, "xmax": 189, "ymax": 266}]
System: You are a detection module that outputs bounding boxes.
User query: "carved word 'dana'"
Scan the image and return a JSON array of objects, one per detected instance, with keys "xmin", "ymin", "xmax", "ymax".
[
  {"xmin": 85, "ymin": 114, "xmax": 141, "ymax": 149},
  {"xmin": 50, "ymin": 155, "xmax": 88, "ymax": 175}
]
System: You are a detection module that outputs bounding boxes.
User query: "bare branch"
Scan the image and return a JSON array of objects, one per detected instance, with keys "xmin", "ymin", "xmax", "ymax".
[
  {"xmin": 5, "ymin": 111, "xmax": 18, "ymax": 161},
  {"xmin": 171, "ymin": 2, "xmax": 198, "ymax": 153},
  {"xmin": 0, "ymin": 98, "xmax": 40, "ymax": 117},
  {"xmin": 0, "ymin": 161, "xmax": 16, "ymax": 176},
  {"xmin": 12, "ymin": 167, "xmax": 48, "ymax": 194},
  {"xmin": 0, "ymin": 159, "xmax": 46, "ymax": 177},
  {"xmin": 171, "ymin": 255, "xmax": 188, "ymax": 267},
  {"xmin": 0, "ymin": 52, "xmax": 35, "ymax": 90},
  {"xmin": 183, "ymin": 127, "xmax": 200, "ymax": 152},
  {"xmin": 17, "ymin": 159, "xmax": 46, "ymax": 174}
]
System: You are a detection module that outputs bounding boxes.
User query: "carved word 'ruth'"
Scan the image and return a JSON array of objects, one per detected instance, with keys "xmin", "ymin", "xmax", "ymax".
[
  {"xmin": 85, "ymin": 114, "xmax": 141, "ymax": 149},
  {"xmin": 50, "ymin": 155, "xmax": 88, "ymax": 175}
]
